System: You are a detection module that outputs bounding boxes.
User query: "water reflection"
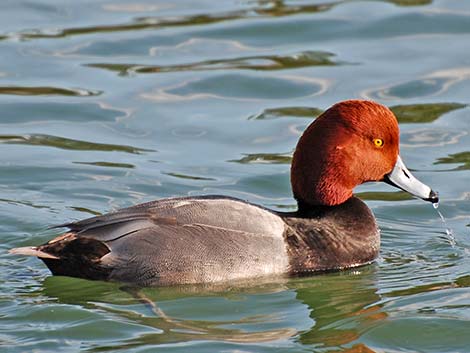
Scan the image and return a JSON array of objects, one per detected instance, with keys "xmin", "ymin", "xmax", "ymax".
[
  {"xmin": 37, "ymin": 269, "xmax": 384, "ymax": 351},
  {"xmin": 73, "ymin": 161, "xmax": 135, "ymax": 169},
  {"xmin": 0, "ymin": 134, "xmax": 152, "ymax": 154},
  {"xmin": 390, "ymin": 103, "xmax": 466, "ymax": 124},
  {"xmin": 39, "ymin": 277, "xmax": 298, "ymax": 350},
  {"xmin": 249, "ymin": 106, "xmax": 323, "ymax": 120},
  {"xmin": 400, "ymin": 129, "xmax": 466, "ymax": 148},
  {"xmin": 0, "ymin": 86, "xmax": 100, "ymax": 97},
  {"xmin": 3, "ymin": 0, "xmax": 435, "ymax": 43},
  {"xmin": 251, "ymin": 0, "xmax": 340, "ymax": 17},
  {"xmin": 163, "ymin": 172, "xmax": 216, "ymax": 181},
  {"xmin": 68, "ymin": 206, "xmax": 102, "ymax": 216},
  {"xmin": 56, "ymin": 271, "xmax": 470, "ymax": 352},
  {"xmin": 356, "ymin": 191, "xmax": 414, "ymax": 202},
  {"xmin": 87, "ymin": 51, "xmax": 339, "ymax": 76},
  {"xmin": 148, "ymin": 74, "xmax": 328, "ymax": 101},
  {"xmin": 435, "ymin": 151, "xmax": 470, "ymax": 171},
  {"xmin": 387, "ymin": 0, "xmax": 432, "ymax": 5},
  {"xmin": 292, "ymin": 270, "xmax": 383, "ymax": 350},
  {"xmin": 0, "ymin": 102, "xmax": 126, "ymax": 124},
  {"xmin": 0, "ymin": 198, "xmax": 52, "ymax": 210},
  {"xmin": 365, "ymin": 68, "xmax": 470, "ymax": 100},
  {"xmin": 230, "ymin": 152, "xmax": 292, "ymax": 164},
  {"xmin": 9, "ymin": 1, "xmax": 342, "ymax": 41}
]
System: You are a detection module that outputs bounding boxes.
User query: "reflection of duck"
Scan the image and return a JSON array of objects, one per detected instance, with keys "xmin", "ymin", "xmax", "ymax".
[
  {"xmin": 39, "ymin": 275, "xmax": 300, "ymax": 346},
  {"xmin": 11, "ymin": 100, "xmax": 438, "ymax": 286},
  {"xmin": 38, "ymin": 268, "xmax": 384, "ymax": 350},
  {"xmin": 294, "ymin": 270, "xmax": 385, "ymax": 351}
]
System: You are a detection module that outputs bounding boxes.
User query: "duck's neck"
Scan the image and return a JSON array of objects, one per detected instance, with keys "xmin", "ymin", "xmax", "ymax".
[{"xmin": 278, "ymin": 197, "xmax": 380, "ymax": 273}]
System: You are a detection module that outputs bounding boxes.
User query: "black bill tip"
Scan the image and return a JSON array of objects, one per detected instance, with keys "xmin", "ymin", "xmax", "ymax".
[{"xmin": 425, "ymin": 190, "xmax": 439, "ymax": 204}]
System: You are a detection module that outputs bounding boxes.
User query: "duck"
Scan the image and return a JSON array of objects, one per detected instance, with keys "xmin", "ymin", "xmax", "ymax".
[{"xmin": 10, "ymin": 100, "xmax": 438, "ymax": 286}]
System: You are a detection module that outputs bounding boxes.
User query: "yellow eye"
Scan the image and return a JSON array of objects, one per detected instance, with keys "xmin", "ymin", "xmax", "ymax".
[{"xmin": 373, "ymin": 138, "xmax": 384, "ymax": 148}]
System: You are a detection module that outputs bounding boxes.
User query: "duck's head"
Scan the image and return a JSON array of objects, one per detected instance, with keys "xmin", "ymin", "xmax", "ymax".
[{"xmin": 291, "ymin": 100, "xmax": 438, "ymax": 207}]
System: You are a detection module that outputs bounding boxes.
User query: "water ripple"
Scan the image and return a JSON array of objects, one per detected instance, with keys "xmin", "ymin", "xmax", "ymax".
[
  {"xmin": 4, "ymin": 1, "xmax": 341, "ymax": 41},
  {"xmin": 145, "ymin": 74, "xmax": 328, "ymax": 101},
  {"xmin": 364, "ymin": 67, "xmax": 470, "ymax": 100},
  {"xmin": 163, "ymin": 172, "xmax": 216, "ymax": 181},
  {"xmin": 73, "ymin": 161, "xmax": 135, "ymax": 169},
  {"xmin": 87, "ymin": 50, "xmax": 340, "ymax": 76},
  {"xmin": 390, "ymin": 103, "xmax": 466, "ymax": 123},
  {"xmin": 229, "ymin": 152, "xmax": 292, "ymax": 164},
  {"xmin": 249, "ymin": 106, "xmax": 323, "ymax": 120},
  {"xmin": 435, "ymin": 152, "xmax": 470, "ymax": 171},
  {"xmin": 401, "ymin": 129, "xmax": 467, "ymax": 148},
  {"xmin": 0, "ymin": 134, "xmax": 153, "ymax": 154},
  {"xmin": 0, "ymin": 86, "xmax": 101, "ymax": 97},
  {"xmin": 0, "ymin": 102, "xmax": 127, "ymax": 124}
]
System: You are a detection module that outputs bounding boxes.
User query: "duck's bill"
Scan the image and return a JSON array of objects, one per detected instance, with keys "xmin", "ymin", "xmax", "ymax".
[{"xmin": 384, "ymin": 155, "xmax": 439, "ymax": 203}]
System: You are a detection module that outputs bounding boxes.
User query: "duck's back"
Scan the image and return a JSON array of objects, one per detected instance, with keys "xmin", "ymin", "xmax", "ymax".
[{"xmin": 37, "ymin": 196, "xmax": 290, "ymax": 286}]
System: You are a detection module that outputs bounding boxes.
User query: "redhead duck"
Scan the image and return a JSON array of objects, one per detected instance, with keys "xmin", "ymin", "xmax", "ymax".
[{"xmin": 10, "ymin": 100, "xmax": 438, "ymax": 286}]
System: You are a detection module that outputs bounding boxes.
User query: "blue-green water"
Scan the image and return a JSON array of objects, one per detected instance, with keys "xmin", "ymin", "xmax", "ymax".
[{"xmin": 1, "ymin": 0, "xmax": 470, "ymax": 352}]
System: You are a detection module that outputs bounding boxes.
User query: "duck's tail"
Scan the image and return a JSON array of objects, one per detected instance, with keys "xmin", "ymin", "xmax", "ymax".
[
  {"xmin": 9, "ymin": 246, "xmax": 59, "ymax": 259},
  {"xmin": 10, "ymin": 237, "xmax": 112, "ymax": 281}
]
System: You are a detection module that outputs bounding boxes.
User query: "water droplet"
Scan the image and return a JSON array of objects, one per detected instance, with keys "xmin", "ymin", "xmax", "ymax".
[{"xmin": 432, "ymin": 204, "xmax": 456, "ymax": 247}]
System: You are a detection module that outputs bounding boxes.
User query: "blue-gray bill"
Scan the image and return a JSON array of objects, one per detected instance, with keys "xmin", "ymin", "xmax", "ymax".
[{"xmin": 384, "ymin": 155, "xmax": 439, "ymax": 203}]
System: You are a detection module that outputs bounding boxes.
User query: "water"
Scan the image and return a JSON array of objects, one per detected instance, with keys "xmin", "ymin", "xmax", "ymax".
[{"xmin": 1, "ymin": 0, "xmax": 470, "ymax": 352}]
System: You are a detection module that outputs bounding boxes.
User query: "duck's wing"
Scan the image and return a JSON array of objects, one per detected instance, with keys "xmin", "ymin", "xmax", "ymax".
[
  {"xmin": 100, "ymin": 219, "xmax": 289, "ymax": 286},
  {"xmin": 11, "ymin": 196, "xmax": 289, "ymax": 285},
  {"xmin": 54, "ymin": 195, "xmax": 284, "ymax": 241}
]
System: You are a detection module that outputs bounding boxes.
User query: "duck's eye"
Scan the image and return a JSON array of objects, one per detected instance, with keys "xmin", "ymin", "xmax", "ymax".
[{"xmin": 373, "ymin": 138, "xmax": 384, "ymax": 148}]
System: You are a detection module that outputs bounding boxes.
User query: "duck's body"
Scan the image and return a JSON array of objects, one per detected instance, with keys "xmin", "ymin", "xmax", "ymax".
[
  {"xmin": 16, "ymin": 195, "xmax": 378, "ymax": 286},
  {"xmin": 10, "ymin": 100, "xmax": 437, "ymax": 286}
]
